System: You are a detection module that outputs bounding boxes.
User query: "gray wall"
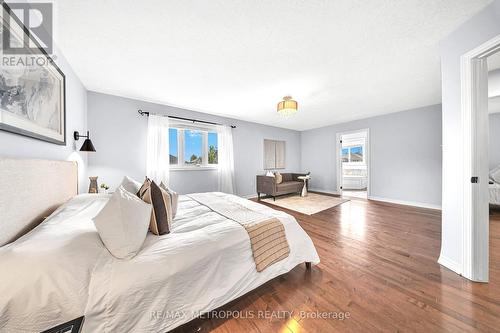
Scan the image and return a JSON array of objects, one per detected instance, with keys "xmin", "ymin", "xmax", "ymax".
[
  {"xmin": 301, "ymin": 104, "xmax": 442, "ymax": 207},
  {"xmin": 440, "ymin": 0, "xmax": 500, "ymax": 271},
  {"xmin": 0, "ymin": 48, "xmax": 88, "ymax": 193},
  {"xmin": 86, "ymin": 92, "xmax": 302, "ymax": 197},
  {"xmin": 490, "ymin": 113, "xmax": 500, "ymax": 170}
]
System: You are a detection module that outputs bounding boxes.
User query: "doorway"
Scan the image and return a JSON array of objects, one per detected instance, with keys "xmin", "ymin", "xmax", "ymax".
[
  {"xmin": 460, "ymin": 34, "xmax": 500, "ymax": 282},
  {"xmin": 337, "ymin": 129, "xmax": 369, "ymax": 199}
]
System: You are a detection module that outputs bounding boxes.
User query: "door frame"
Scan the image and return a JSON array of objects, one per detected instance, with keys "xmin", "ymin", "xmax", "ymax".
[
  {"xmin": 459, "ymin": 34, "xmax": 500, "ymax": 282},
  {"xmin": 336, "ymin": 128, "xmax": 370, "ymax": 197}
]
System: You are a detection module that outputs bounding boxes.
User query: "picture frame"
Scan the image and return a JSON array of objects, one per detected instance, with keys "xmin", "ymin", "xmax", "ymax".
[{"xmin": 0, "ymin": 2, "xmax": 66, "ymax": 145}]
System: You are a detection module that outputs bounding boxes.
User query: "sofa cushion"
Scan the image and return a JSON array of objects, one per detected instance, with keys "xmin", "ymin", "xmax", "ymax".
[
  {"xmin": 282, "ymin": 173, "xmax": 293, "ymax": 182},
  {"xmin": 277, "ymin": 181, "xmax": 302, "ymax": 192}
]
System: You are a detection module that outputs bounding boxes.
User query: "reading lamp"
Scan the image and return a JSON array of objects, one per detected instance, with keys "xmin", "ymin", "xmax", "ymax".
[{"xmin": 74, "ymin": 131, "xmax": 96, "ymax": 152}]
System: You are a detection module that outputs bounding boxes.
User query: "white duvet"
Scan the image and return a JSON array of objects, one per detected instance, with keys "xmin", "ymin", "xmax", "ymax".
[
  {"xmin": 490, "ymin": 182, "xmax": 500, "ymax": 205},
  {"xmin": 0, "ymin": 193, "xmax": 319, "ymax": 332}
]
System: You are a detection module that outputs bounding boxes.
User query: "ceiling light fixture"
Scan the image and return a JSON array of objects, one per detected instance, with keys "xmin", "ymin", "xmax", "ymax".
[{"xmin": 277, "ymin": 96, "xmax": 298, "ymax": 116}]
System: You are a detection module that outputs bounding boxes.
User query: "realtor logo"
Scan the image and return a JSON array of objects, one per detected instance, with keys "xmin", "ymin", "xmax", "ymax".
[{"xmin": 1, "ymin": 2, "xmax": 53, "ymax": 54}]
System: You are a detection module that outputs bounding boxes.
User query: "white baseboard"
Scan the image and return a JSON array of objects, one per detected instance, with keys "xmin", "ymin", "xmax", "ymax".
[
  {"xmin": 438, "ymin": 255, "xmax": 462, "ymax": 275},
  {"xmin": 368, "ymin": 196, "xmax": 442, "ymax": 210},
  {"xmin": 309, "ymin": 188, "xmax": 340, "ymax": 196}
]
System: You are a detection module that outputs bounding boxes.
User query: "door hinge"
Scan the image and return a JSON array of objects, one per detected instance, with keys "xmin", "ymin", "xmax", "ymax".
[
  {"xmin": 471, "ymin": 176, "xmax": 479, "ymax": 184},
  {"xmin": 340, "ymin": 186, "xmax": 343, "ymax": 190}
]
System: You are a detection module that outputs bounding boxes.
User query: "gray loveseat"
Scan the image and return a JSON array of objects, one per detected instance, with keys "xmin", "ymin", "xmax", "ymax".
[{"xmin": 256, "ymin": 173, "xmax": 309, "ymax": 201}]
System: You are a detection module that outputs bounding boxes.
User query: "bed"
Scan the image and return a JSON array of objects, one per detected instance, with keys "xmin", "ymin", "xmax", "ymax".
[
  {"xmin": 490, "ymin": 182, "xmax": 500, "ymax": 206},
  {"xmin": 0, "ymin": 159, "xmax": 320, "ymax": 332}
]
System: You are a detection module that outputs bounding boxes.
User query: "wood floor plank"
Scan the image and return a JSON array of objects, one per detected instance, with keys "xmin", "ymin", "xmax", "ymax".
[{"xmin": 172, "ymin": 199, "xmax": 500, "ymax": 333}]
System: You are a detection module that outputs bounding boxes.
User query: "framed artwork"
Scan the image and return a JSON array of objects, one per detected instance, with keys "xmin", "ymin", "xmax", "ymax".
[{"xmin": 0, "ymin": 2, "xmax": 66, "ymax": 145}]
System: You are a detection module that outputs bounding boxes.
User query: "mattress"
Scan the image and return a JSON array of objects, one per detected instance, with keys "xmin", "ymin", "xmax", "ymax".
[
  {"xmin": 490, "ymin": 182, "xmax": 500, "ymax": 205},
  {"xmin": 0, "ymin": 193, "xmax": 320, "ymax": 332}
]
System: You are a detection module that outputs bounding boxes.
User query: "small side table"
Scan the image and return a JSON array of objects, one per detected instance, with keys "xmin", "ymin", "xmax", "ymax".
[{"xmin": 297, "ymin": 175, "xmax": 310, "ymax": 197}]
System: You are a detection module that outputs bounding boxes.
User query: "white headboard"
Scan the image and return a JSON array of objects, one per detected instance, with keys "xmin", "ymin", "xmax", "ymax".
[{"xmin": 0, "ymin": 158, "xmax": 78, "ymax": 246}]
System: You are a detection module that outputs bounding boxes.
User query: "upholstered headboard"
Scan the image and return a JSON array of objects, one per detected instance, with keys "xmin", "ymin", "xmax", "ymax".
[{"xmin": 0, "ymin": 158, "xmax": 78, "ymax": 246}]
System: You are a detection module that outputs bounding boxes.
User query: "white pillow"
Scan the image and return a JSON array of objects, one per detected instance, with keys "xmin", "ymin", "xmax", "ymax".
[
  {"xmin": 120, "ymin": 176, "xmax": 143, "ymax": 194},
  {"xmin": 93, "ymin": 186, "xmax": 152, "ymax": 259},
  {"xmin": 491, "ymin": 166, "xmax": 500, "ymax": 184}
]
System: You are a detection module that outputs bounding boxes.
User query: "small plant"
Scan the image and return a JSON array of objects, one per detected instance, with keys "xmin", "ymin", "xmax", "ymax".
[{"xmin": 100, "ymin": 183, "xmax": 110, "ymax": 190}]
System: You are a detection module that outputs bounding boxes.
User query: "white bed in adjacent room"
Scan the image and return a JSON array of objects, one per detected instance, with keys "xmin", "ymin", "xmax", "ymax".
[
  {"xmin": 490, "ymin": 182, "xmax": 500, "ymax": 206},
  {"xmin": 0, "ymin": 192, "xmax": 320, "ymax": 333}
]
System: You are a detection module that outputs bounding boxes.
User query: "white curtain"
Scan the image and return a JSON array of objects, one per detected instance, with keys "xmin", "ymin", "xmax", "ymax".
[
  {"xmin": 217, "ymin": 125, "xmax": 235, "ymax": 194},
  {"xmin": 146, "ymin": 114, "xmax": 170, "ymax": 186}
]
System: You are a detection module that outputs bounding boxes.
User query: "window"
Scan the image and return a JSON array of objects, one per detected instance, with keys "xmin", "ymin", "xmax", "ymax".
[
  {"xmin": 263, "ymin": 139, "xmax": 286, "ymax": 169},
  {"xmin": 169, "ymin": 128, "xmax": 178, "ymax": 165},
  {"xmin": 341, "ymin": 145, "xmax": 364, "ymax": 163},
  {"xmin": 350, "ymin": 146, "xmax": 363, "ymax": 162},
  {"xmin": 184, "ymin": 130, "xmax": 203, "ymax": 165},
  {"xmin": 341, "ymin": 148, "xmax": 349, "ymax": 163},
  {"xmin": 169, "ymin": 126, "xmax": 218, "ymax": 169},
  {"xmin": 208, "ymin": 132, "xmax": 218, "ymax": 164}
]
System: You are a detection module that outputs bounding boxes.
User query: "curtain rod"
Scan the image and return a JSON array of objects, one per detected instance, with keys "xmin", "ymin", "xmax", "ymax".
[{"xmin": 138, "ymin": 109, "xmax": 236, "ymax": 129}]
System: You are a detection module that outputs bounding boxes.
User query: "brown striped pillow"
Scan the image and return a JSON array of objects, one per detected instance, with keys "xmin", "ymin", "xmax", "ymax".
[
  {"xmin": 137, "ymin": 177, "xmax": 151, "ymax": 197},
  {"xmin": 139, "ymin": 180, "xmax": 173, "ymax": 235}
]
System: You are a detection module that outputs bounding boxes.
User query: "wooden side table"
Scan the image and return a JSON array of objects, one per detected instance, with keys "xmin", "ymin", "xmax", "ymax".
[{"xmin": 297, "ymin": 175, "xmax": 310, "ymax": 197}]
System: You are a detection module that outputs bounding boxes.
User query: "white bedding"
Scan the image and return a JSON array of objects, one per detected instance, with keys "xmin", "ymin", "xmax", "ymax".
[
  {"xmin": 490, "ymin": 182, "xmax": 500, "ymax": 205},
  {"xmin": 0, "ymin": 193, "xmax": 319, "ymax": 332}
]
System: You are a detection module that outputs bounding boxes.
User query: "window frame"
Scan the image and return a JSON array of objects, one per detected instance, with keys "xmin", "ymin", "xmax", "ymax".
[
  {"xmin": 169, "ymin": 126, "xmax": 219, "ymax": 170},
  {"xmin": 341, "ymin": 144, "xmax": 365, "ymax": 165}
]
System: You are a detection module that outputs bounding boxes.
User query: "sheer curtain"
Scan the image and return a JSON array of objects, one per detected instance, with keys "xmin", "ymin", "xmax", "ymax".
[
  {"xmin": 146, "ymin": 114, "xmax": 170, "ymax": 186},
  {"xmin": 217, "ymin": 125, "xmax": 235, "ymax": 194}
]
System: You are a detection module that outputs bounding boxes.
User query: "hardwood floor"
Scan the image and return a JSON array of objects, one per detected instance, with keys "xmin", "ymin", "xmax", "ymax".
[{"xmin": 173, "ymin": 199, "xmax": 500, "ymax": 333}]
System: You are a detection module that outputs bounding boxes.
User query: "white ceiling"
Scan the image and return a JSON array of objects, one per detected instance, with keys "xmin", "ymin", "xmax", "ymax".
[{"xmin": 54, "ymin": 0, "xmax": 493, "ymax": 131}]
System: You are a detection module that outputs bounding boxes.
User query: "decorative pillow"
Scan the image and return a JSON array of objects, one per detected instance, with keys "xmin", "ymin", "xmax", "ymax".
[
  {"xmin": 491, "ymin": 166, "xmax": 500, "ymax": 184},
  {"xmin": 160, "ymin": 182, "xmax": 179, "ymax": 219},
  {"xmin": 139, "ymin": 180, "xmax": 173, "ymax": 235},
  {"xmin": 266, "ymin": 171, "xmax": 275, "ymax": 177},
  {"xmin": 275, "ymin": 172, "xmax": 283, "ymax": 184},
  {"xmin": 137, "ymin": 177, "xmax": 151, "ymax": 197},
  {"xmin": 120, "ymin": 176, "xmax": 142, "ymax": 194},
  {"xmin": 92, "ymin": 186, "xmax": 152, "ymax": 259}
]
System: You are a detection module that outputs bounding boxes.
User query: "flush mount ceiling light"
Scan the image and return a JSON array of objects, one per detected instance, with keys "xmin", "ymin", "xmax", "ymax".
[{"xmin": 277, "ymin": 96, "xmax": 298, "ymax": 116}]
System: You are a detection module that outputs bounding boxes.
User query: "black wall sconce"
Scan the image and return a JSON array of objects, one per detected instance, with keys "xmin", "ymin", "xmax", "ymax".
[{"xmin": 74, "ymin": 131, "xmax": 96, "ymax": 152}]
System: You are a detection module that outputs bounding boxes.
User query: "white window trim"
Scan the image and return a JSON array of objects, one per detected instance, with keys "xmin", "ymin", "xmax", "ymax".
[
  {"xmin": 341, "ymin": 144, "xmax": 365, "ymax": 165},
  {"xmin": 169, "ymin": 126, "xmax": 219, "ymax": 171}
]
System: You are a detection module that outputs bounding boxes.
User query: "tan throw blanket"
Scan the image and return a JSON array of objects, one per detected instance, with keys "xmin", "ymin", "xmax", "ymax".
[{"xmin": 188, "ymin": 193, "xmax": 290, "ymax": 272}]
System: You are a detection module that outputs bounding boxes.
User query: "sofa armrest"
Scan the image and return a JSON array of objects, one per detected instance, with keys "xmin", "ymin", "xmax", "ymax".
[{"xmin": 257, "ymin": 175, "xmax": 276, "ymax": 195}]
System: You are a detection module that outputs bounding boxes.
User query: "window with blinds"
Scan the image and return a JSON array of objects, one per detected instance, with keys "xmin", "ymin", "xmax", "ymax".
[{"xmin": 263, "ymin": 139, "xmax": 286, "ymax": 169}]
